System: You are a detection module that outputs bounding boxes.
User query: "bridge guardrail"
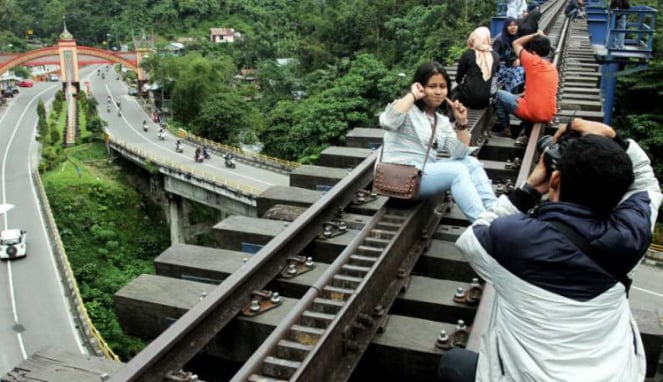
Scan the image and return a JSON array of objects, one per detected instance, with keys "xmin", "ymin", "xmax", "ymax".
[
  {"xmin": 106, "ymin": 133, "xmax": 264, "ymax": 197},
  {"xmin": 132, "ymin": 94, "xmax": 299, "ymax": 173},
  {"xmin": 32, "ymin": 171, "xmax": 120, "ymax": 361},
  {"xmin": 183, "ymin": 132, "xmax": 299, "ymax": 173}
]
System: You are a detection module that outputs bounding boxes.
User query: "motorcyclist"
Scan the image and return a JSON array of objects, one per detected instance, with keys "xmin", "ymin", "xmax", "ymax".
[
  {"xmin": 106, "ymin": 104, "xmax": 111, "ymax": 112},
  {"xmin": 175, "ymin": 139, "xmax": 182, "ymax": 152},
  {"xmin": 202, "ymin": 146, "xmax": 210, "ymax": 159},
  {"xmin": 116, "ymin": 98, "xmax": 121, "ymax": 108},
  {"xmin": 97, "ymin": 69, "xmax": 100, "ymax": 76},
  {"xmin": 158, "ymin": 128, "xmax": 165, "ymax": 139},
  {"xmin": 107, "ymin": 95, "xmax": 111, "ymax": 103},
  {"xmin": 224, "ymin": 152, "xmax": 235, "ymax": 168},
  {"xmin": 142, "ymin": 120, "xmax": 148, "ymax": 131}
]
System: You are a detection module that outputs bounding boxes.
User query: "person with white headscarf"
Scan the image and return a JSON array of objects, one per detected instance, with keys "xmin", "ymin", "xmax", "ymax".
[
  {"xmin": 452, "ymin": 26, "xmax": 499, "ymax": 110},
  {"xmin": 506, "ymin": 0, "xmax": 528, "ymax": 19}
]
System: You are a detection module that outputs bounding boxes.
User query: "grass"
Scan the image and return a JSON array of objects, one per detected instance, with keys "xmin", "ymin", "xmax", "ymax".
[{"xmin": 43, "ymin": 142, "xmax": 170, "ymax": 360}]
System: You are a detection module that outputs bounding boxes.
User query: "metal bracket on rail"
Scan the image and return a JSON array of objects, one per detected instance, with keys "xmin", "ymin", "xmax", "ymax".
[
  {"xmin": 435, "ymin": 320, "xmax": 470, "ymax": 350},
  {"xmin": 240, "ymin": 290, "xmax": 282, "ymax": 317},
  {"xmin": 351, "ymin": 189, "xmax": 377, "ymax": 205},
  {"xmin": 505, "ymin": 157, "xmax": 522, "ymax": 169},
  {"xmin": 280, "ymin": 255, "xmax": 316, "ymax": 279},
  {"xmin": 318, "ymin": 220, "xmax": 348, "ymax": 240},
  {"xmin": 495, "ymin": 179, "xmax": 515, "ymax": 196},
  {"xmin": 164, "ymin": 370, "xmax": 200, "ymax": 381}
]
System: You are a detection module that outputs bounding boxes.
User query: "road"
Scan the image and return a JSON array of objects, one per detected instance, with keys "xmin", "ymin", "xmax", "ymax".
[
  {"xmin": 85, "ymin": 66, "xmax": 289, "ymax": 194},
  {"xmin": 0, "ymin": 64, "xmax": 660, "ymax": 376},
  {"xmin": 0, "ymin": 78, "xmax": 86, "ymax": 374}
]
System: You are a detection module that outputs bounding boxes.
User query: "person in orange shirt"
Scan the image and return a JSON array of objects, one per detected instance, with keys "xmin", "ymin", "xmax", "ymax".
[{"xmin": 493, "ymin": 32, "xmax": 558, "ymax": 139}]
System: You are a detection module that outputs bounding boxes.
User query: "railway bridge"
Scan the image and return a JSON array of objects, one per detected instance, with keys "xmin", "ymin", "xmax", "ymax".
[{"xmin": 3, "ymin": 1, "xmax": 662, "ymax": 381}]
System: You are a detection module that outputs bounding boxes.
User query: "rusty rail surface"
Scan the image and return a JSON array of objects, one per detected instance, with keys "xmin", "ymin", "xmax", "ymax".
[{"xmin": 111, "ymin": 1, "xmax": 576, "ymax": 380}]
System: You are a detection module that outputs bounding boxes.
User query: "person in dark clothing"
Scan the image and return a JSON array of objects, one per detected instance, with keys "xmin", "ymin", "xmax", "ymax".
[
  {"xmin": 493, "ymin": 17, "xmax": 525, "ymax": 94},
  {"xmin": 438, "ymin": 118, "xmax": 662, "ymax": 382},
  {"xmin": 565, "ymin": 0, "xmax": 578, "ymax": 19},
  {"xmin": 565, "ymin": 0, "xmax": 583, "ymax": 20},
  {"xmin": 610, "ymin": 0, "xmax": 630, "ymax": 48},
  {"xmin": 518, "ymin": 7, "xmax": 542, "ymax": 37},
  {"xmin": 453, "ymin": 26, "xmax": 499, "ymax": 109}
]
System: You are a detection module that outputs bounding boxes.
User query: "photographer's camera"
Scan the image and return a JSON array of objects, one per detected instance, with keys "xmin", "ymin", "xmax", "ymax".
[{"xmin": 536, "ymin": 128, "xmax": 581, "ymax": 176}]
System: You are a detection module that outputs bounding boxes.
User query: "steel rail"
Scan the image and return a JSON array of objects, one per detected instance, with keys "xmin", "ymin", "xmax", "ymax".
[
  {"xmin": 467, "ymin": 0, "xmax": 571, "ymax": 351},
  {"xmin": 110, "ymin": 150, "xmax": 379, "ymax": 382},
  {"xmin": 231, "ymin": 198, "xmax": 444, "ymax": 381},
  {"xmin": 112, "ymin": 1, "xmax": 575, "ymax": 379}
]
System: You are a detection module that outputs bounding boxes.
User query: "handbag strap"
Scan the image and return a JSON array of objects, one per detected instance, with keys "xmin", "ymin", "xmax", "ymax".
[
  {"xmin": 549, "ymin": 220, "xmax": 632, "ymax": 296},
  {"xmin": 421, "ymin": 113, "xmax": 437, "ymax": 171},
  {"xmin": 378, "ymin": 112, "xmax": 438, "ymax": 170}
]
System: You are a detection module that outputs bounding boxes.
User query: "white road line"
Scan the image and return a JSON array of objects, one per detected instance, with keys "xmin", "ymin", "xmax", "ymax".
[
  {"xmin": 1, "ymin": 86, "xmax": 56, "ymax": 360},
  {"xmin": 98, "ymin": 83, "xmax": 273, "ymax": 187},
  {"xmin": 631, "ymin": 285, "xmax": 663, "ymax": 299}
]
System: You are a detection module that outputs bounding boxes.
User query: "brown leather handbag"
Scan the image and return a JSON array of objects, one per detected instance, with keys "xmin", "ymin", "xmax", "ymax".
[{"xmin": 372, "ymin": 116, "xmax": 437, "ymax": 200}]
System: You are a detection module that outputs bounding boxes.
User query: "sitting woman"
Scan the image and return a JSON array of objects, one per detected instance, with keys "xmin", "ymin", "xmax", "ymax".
[
  {"xmin": 493, "ymin": 17, "xmax": 525, "ymax": 94},
  {"xmin": 453, "ymin": 26, "xmax": 499, "ymax": 110},
  {"xmin": 378, "ymin": 62, "xmax": 497, "ymax": 222}
]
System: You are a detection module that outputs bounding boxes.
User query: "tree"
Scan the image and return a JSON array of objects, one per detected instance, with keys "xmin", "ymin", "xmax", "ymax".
[
  {"xmin": 37, "ymin": 100, "xmax": 49, "ymax": 141},
  {"xmin": 195, "ymin": 89, "xmax": 263, "ymax": 145},
  {"xmin": 169, "ymin": 53, "xmax": 235, "ymax": 124}
]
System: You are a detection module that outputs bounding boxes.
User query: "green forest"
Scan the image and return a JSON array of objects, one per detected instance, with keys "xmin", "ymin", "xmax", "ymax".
[
  {"xmin": 2, "ymin": 0, "xmax": 662, "ymax": 168},
  {"xmin": 2, "ymin": 0, "xmax": 663, "ymax": 359}
]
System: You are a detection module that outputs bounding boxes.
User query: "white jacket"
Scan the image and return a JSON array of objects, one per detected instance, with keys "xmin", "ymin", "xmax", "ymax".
[{"xmin": 456, "ymin": 140, "xmax": 662, "ymax": 381}]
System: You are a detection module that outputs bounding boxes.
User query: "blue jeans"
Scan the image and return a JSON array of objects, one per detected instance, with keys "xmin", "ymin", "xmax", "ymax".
[
  {"xmin": 419, "ymin": 156, "xmax": 496, "ymax": 222},
  {"xmin": 437, "ymin": 348, "xmax": 479, "ymax": 382},
  {"xmin": 611, "ymin": 16, "xmax": 627, "ymax": 48},
  {"xmin": 494, "ymin": 90, "xmax": 520, "ymax": 132}
]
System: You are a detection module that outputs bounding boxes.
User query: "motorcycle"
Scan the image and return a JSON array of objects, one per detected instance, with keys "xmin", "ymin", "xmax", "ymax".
[
  {"xmin": 195, "ymin": 153, "xmax": 204, "ymax": 163},
  {"xmin": 202, "ymin": 147, "xmax": 211, "ymax": 160},
  {"xmin": 175, "ymin": 145, "xmax": 183, "ymax": 154},
  {"xmin": 117, "ymin": 110, "xmax": 122, "ymax": 117},
  {"xmin": 106, "ymin": 105, "xmax": 111, "ymax": 113},
  {"xmin": 158, "ymin": 131, "xmax": 166, "ymax": 141},
  {"xmin": 101, "ymin": 73, "xmax": 105, "ymax": 79},
  {"xmin": 224, "ymin": 157, "xmax": 236, "ymax": 169}
]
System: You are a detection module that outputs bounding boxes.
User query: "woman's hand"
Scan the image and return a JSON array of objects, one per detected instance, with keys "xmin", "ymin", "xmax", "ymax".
[
  {"xmin": 445, "ymin": 97, "xmax": 468, "ymax": 126},
  {"xmin": 512, "ymin": 58, "xmax": 520, "ymax": 67},
  {"xmin": 410, "ymin": 82, "xmax": 425, "ymax": 100}
]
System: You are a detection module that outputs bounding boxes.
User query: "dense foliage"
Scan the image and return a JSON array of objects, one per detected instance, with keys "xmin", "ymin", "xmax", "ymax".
[
  {"xmin": 4, "ymin": 0, "xmax": 662, "ymax": 359},
  {"xmin": 7, "ymin": 1, "xmax": 661, "ymax": 165},
  {"xmin": 2, "ymin": 0, "xmax": 497, "ymax": 161},
  {"xmin": 43, "ymin": 143, "xmax": 170, "ymax": 360}
]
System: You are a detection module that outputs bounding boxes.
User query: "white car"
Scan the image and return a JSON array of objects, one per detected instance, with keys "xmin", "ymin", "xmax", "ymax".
[{"xmin": 0, "ymin": 229, "xmax": 27, "ymax": 260}]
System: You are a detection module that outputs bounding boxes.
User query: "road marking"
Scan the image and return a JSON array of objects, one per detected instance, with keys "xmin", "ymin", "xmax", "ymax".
[
  {"xmin": 631, "ymin": 285, "xmax": 663, "ymax": 299},
  {"xmin": 0, "ymin": 85, "xmax": 57, "ymax": 360},
  {"xmin": 97, "ymin": 82, "xmax": 276, "ymax": 188}
]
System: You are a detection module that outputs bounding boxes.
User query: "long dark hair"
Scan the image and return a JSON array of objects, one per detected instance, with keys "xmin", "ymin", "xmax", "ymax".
[
  {"xmin": 497, "ymin": 17, "xmax": 519, "ymax": 46},
  {"xmin": 411, "ymin": 61, "xmax": 452, "ymax": 116}
]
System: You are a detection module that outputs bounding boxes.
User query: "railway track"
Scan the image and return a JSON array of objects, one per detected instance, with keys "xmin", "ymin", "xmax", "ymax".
[
  {"xmin": 108, "ymin": 2, "xmax": 575, "ymax": 382},
  {"xmin": 5, "ymin": 1, "xmax": 662, "ymax": 381}
]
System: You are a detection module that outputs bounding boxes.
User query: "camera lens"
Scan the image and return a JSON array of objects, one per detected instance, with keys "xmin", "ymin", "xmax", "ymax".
[{"xmin": 536, "ymin": 135, "xmax": 555, "ymax": 153}]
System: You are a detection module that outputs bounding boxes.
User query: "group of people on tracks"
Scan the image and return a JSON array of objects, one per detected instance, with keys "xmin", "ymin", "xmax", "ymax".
[{"xmin": 375, "ymin": 1, "xmax": 662, "ymax": 381}]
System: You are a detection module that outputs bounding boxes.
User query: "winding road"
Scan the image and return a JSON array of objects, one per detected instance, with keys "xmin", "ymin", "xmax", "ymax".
[
  {"xmin": 0, "ymin": 63, "xmax": 660, "ymax": 376},
  {"xmin": 0, "ymin": 76, "xmax": 86, "ymax": 374}
]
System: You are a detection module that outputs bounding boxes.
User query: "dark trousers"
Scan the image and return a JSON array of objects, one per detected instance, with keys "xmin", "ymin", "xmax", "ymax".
[{"xmin": 437, "ymin": 348, "xmax": 479, "ymax": 382}]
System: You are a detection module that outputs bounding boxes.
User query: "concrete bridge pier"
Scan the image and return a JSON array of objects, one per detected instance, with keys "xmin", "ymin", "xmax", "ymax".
[{"xmin": 168, "ymin": 194, "xmax": 185, "ymax": 245}]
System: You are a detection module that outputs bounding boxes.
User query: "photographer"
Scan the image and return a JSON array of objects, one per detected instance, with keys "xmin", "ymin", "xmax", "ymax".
[{"xmin": 438, "ymin": 118, "xmax": 662, "ymax": 381}]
